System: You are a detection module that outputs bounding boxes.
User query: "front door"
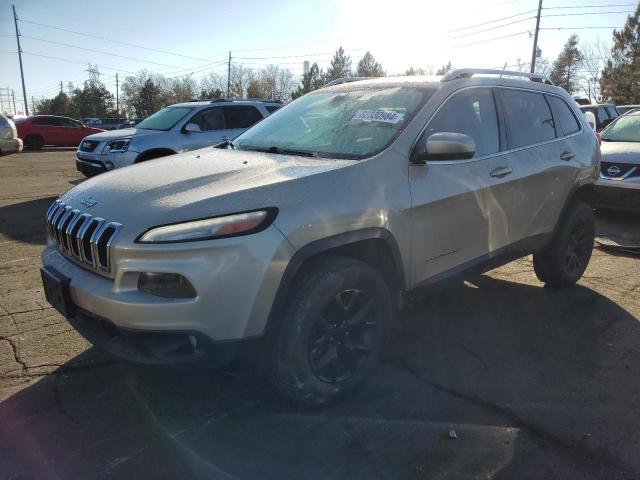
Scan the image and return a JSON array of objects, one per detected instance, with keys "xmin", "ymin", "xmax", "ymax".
[
  {"xmin": 183, "ymin": 107, "xmax": 228, "ymax": 149},
  {"xmin": 408, "ymin": 87, "xmax": 515, "ymax": 286}
]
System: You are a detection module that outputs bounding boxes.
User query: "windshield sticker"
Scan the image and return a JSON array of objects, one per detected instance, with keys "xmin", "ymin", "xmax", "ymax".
[{"xmin": 351, "ymin": 110, "xmax": 405, "ymax": 124}]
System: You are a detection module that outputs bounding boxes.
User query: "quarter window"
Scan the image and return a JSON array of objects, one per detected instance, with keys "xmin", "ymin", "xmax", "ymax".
[
  {"xmin": 424, "ymin": 88, "xmax": 500, "ymax": 158},
  {"xmin": 548, "ymin": 96, "xmax": 581, "ymax": 136},
  {"xmin": 223, "ymin": 106, "xmax": 263, "ymax": 129},
  {"xmin": 596, "ymin": 107, "xmax": 609, "ymax": 125},
  {"xmin": 188, "ymin": 108, "xmax": 225, "ymax": 131},
  {"xmin": 501, "ymin": 89, "xmax": 556, "ymax": 149},
  {"xmin": 265, "ymin": 105, "xmax": 281, "ymax": 113}
]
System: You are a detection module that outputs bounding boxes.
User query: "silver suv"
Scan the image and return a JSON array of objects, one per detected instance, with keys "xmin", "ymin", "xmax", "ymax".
[
  {"xmin": 75, "ymin": 99, "xmax": 282, "ymax": 176},
  {"xmin": 41, "ymin": 69, "xmax": 599, "ymax": 406}
]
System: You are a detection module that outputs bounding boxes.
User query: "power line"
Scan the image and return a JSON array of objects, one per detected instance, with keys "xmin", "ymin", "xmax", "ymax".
[
  {"xmin": 542, "ymin": 10, "xmax": 634, "ymax": 17},
  {"xmin": 448, "ymin": 16, "xmax": 535, "ymax": 40},
  {"xmin": 22, "ymin": 35, "xmax": 184, "ymax": 68},
  {"xmin": 543, "ymin": 3, "xmax": 636, "ymax": 9},
  {"xmin": 451, "ymin": 30, "xmax": 531, "ymax": 48},
  {"xmin": 540, "ymin": 26, "xmax": 623, "ymax": 29},
  {"xmin": 17, "ymin": 18, "xmax": 225, "ymax": 63},
  {"xmin": 21, "ymin": 51, "xmax": 139, "ymax": 74},
  {"xmin": 449, "ymin": 9, "xmax": 536, "ymax": 32}
]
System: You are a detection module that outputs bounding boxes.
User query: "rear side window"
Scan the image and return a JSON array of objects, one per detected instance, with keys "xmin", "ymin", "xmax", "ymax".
[
  {"xmin": 0, "ymin": 116, "xmax": 10, "ymax": 128},
  {"xmin": 424, "ymin": 88, "xmax": 500, "ymax": 158},
  {"xmin": 223, "ymin": 106, "xmax": 263, "ymax": 129},
  {"xmin": 188, "ymin": 108, "xmax": 225, "ymax": 131},
  {"xmin": 596, "ymin": 107, "xmax": 609, "ymax": 125},
  {"xmin": 501, "ymin": 89, "xmax": 556, "ymax": 149},
  {"xmin": 265, "ymin": 105, "xmax": 281, "ymax": 113},
  {"xmin": 605, "ymin": 106, "xmax": 619, "ymax": 119},
  {"xmin": 548, "ymin": 96, "xmax": 581, "ymax": 136}
]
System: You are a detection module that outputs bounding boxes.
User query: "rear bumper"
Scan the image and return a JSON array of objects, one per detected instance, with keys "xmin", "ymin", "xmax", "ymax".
[{"xmin": 76, "ymin": 158, "xmax": 106, "ymax": 177}]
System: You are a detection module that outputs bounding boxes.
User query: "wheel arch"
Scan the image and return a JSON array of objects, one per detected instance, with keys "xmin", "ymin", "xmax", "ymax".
[
  {"xmin": 135, "ymin": 148, "xmax": 177, "ymax": 163},
  {"xmin": 265, "ymin": 228, "xmax": 406, "ymax": 332}
]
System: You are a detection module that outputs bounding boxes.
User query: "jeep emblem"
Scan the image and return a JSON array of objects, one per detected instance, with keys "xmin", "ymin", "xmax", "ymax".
[{"xmin": 80, "ymin": 197, "xmax": 98, "ymax": 207}]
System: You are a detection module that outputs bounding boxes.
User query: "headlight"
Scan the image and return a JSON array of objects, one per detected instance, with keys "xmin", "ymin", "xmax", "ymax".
[
  {"xmin": 137, "ymin": 209, "xmax": 277, "ymax": 243},
  {"xmin": 102, "ymin": 138, "xmax": 131, "ymax": 153}
]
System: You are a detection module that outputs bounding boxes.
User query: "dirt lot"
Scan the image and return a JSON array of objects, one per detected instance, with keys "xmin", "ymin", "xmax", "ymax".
[{"xmin": 1, "ymin": 149, "xmax": 640, "ymax": 479}]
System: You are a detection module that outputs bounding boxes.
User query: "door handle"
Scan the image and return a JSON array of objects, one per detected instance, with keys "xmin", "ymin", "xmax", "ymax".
[
  {"xmin": 490, "ymin": 166, "xmax": 513, "ymax": 178},
  {"xmin": 560, "ymin": 151, "xmax": 575, "ymax": 161}
]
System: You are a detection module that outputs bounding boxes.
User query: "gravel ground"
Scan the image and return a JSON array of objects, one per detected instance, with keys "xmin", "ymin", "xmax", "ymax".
[{"xmin": 1, "ymin": 149, "xmax": 639, "ymax": 479}]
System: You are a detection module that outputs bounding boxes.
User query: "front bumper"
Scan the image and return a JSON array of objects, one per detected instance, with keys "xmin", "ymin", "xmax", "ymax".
[
  {"xmin": 76, "ymin": 158, "xmax": 106, "ymax": 177},
  {"xmin": 593, "ymin": 179, "xmax": 640, "ymax": 211},
  {"xmin": 41, "ymin": 225, "xmax": 295, "ymax": 363},
  {"xmin": 76, "ymin": 146, "xmax": 139, "ymax": 171}
]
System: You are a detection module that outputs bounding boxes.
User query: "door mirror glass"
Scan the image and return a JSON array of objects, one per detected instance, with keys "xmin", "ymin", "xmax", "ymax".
[
  {"xmin": 584, "ymin": 111, "xmax": 596, "ymax": 130},
  {"xmin": 183, "ymin": 123, "xmax": 201, "ymax": 133},
  {"xmin": 412, "ymin": 132, "xmax": 476, "ymax": 163}
]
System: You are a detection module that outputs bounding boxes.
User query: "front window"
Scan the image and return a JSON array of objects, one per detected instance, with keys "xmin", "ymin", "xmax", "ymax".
[
  {"xmin": 234, "ymin": 86, "xmax": 433, "ymax": 159},
  {"xmin": 135, "ymin": 107, "xmax": 193, "ymax": 131},
  {"xmin": 601, "ymin": 113, "xmax": 640, "ymax": 142}
]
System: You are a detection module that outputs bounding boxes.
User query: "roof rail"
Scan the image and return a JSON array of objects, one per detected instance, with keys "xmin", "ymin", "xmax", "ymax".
[
  {"xmin": 323, "ymin": 76, "xmax": 365, "ymax": 88},
  {"xmin": 441, "ymin": 68, "xmax": 554, "ymax": 85}
]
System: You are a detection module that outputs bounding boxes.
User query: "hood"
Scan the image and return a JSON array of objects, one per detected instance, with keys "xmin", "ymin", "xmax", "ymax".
[
  {"xmin": 84, "ymin": 128, "xmax": 156, "ymax": 141},
  {"xmin": 60, "ymin": 148, "xmax": 356, "ymax": 235},
  {"xmin": 600, "ymin": 141, "xmax": 640, "ymax": 165}
]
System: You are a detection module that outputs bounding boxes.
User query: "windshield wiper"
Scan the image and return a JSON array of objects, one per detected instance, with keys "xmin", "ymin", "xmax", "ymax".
[
  {"xmin": 243, "ymin": 146, "xmax": 319, "ymax": 157},
  {"xmin": 215, "ymin": 139, "xmax": 236, "ymax": 149}
]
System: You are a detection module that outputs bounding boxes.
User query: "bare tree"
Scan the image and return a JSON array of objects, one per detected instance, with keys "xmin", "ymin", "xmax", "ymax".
[{"xmin": 579, "ymin": 39, "xmax": 611, "ymax": 102}]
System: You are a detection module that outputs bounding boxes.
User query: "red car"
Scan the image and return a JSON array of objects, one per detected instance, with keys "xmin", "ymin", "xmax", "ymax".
[{"xmin": 15, "ymin": 115, "xmax": 104, "ymax": 150}]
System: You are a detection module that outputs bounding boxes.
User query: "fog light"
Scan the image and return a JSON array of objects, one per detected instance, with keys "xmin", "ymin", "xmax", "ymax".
[{"xmin": 138, "ymin": 272, "xmax": 197, "ymax": 298}]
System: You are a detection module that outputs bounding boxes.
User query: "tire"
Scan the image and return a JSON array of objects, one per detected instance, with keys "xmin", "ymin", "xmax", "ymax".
[
  {"xmin": 533, "ymin": 201, "xmax": 595, "ymax": 288},
  {"xmin": 269, "ymin": 255, "xmax": 393, "ymax": 407},
  {"xmin": 24, "ymin": 135, "xmax": 44, "ymax": 150}
]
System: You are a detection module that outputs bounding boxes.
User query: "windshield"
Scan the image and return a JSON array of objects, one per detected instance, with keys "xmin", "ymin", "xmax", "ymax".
[
  {"xmin": 135, "ymin": 107, "xmax": 193, "ymax": 130},
  {"xmin": 601, "ymin": 113, "xmax": 640, "ymax": 142},
  {"xmin": 234, "ymin": 86, "xmax": 433, "ymax": 159}
]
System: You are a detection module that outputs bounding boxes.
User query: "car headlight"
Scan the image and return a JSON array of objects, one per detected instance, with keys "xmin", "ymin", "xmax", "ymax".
[
  {"xmin": 137, "ymin": 209, "xmax": 277, "ymax": 243},
  {"xmin": 102, "ymin": 138, "xmax": 131, "ymax": 153}
]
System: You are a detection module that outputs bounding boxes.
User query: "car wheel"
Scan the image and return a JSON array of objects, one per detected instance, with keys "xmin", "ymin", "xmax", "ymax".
[
  {"xmin": 533, "ymin": 201, "xmax": 595, "ymax": 288},
  {"xmin": 269, "ymin": 255, "xmax": 393, "ymax": 406},
  {"xmin": 24, "ymin": 135, "xmax": 44, "ymax": 150}
]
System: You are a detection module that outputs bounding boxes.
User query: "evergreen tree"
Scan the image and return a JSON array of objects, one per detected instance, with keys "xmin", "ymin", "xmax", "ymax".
[
  {"xmin": 292, "ymin": 63, "xmax": 325, "ymax": 99},
  {"xmin": 549, "ymin": 35, "xmax": 584, "ymax": 95},
  {"xmin": 601, "ymin": 4, "xmax": 640, "ymax": 103},
  {"xmin": 435, "ymin": 62, "xmax": 453, "ymax": 75},
  {"xmin": 405, "ymin": 66, "xmax": 427, "ymax": 76},
  {"xmin": 325, "ymin": 47, "xmax": 352, "ymax": 82},
  {"xmin": 356, "ymin": 51, "xmax": 385, "ymax": 77}
]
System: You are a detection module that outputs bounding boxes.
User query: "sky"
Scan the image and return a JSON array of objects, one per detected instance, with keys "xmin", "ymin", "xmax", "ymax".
[{"xmin": 0, "ymin": 0, "xmax": 636, "ymax": 114}]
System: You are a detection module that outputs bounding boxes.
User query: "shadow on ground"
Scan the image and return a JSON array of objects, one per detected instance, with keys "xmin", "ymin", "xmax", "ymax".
[
  {"xmin": 1, "ymin": 276, "xmax": 639, "ymax": 479},
  {"xmin": 0, "ymin": 196, "xmax": 57, "ymax": 245}
]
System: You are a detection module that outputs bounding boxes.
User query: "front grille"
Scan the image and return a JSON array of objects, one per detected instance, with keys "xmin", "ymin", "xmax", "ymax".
[
  {"xmin": 79, "ymin": 140, "xmax": 100, "ymax": 152},
  {"xmin": 46, "ymin": 200, "xmax": 122, "ymax": 274},
  {"xmin": 600, "ymin": 161, "xmax": 639, "ymax": 178}
]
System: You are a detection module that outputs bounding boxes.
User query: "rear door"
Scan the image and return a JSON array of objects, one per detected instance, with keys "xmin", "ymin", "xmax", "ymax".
[
  {"xmin": 223, "ymin": 105, "xmax": 264, "ymax": 139},
  {"xmin": 496, "ymin": 88, "xmax": 575, "ymax": 246},
  {"xmin": 408, "ymin": 87, "xmax": 514, "ymax": 284},
  {"xmin": 60, "ymin": 117, "xmax": 88, "ymax": 145}
]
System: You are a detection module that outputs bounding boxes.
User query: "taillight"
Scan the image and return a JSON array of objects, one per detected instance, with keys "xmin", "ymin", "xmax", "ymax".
[{"xmin": 595, "ymin": 132, "xmax": 602, "ymax": 145}]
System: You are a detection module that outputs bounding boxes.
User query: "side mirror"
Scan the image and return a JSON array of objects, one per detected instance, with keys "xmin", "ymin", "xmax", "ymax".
[
  {"xmin": 584, "ymin": 111, "xmax": 596, "ymax": 130},
  {"xmin": 411, "ymin": 132, "xmax": 476, "ymax": 164},
  {"xmin": 183, "ymin": 123, "xmax": 201, "ymax": 133}
]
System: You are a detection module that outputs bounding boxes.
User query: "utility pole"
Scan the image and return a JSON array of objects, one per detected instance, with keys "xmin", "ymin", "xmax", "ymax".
[
  {"xmin": 12, "ymin": 5, "xmax": 29, "ymax": 116},
  {"xmin": 227, "ymin": 51, "xmax": 231, "ymax": 98},
  {"xmin": 31, "ymin": 96, "xmax": 35, "ymax": 114},
  {"xmin": 11, "ymin": 89, "xmax": 16, "ymax": 115},
  {"xmin": 60, "ymin": 81, "xmax": 63, "ymax": 93},
  {"xmin": 530, "ymin": 0, "xmax": 543, "ymax": 73},
  {"xmin": 116, "ymin": 73, "xmax": 119, "ymax": 119},
  {"xmin": 530, "ymin": 0, "xmax": 543, "ymax": 74}
]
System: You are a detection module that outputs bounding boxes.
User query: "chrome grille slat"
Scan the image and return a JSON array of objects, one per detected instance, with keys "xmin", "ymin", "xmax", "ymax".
[{"xmin": 45, "ymin": 201, "xmax": 121, "ymax": 275}]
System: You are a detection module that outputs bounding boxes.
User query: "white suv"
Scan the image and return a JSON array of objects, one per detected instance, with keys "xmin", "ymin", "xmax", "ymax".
[{"xmin": 75, "ymin": 99, "xmax": 282, "ymax": 176}]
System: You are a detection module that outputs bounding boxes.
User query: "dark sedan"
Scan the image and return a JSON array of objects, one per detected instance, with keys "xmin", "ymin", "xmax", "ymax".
[{"xmin": 593, "ymin": 110, "xmax": 640, "ymax": 211}]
